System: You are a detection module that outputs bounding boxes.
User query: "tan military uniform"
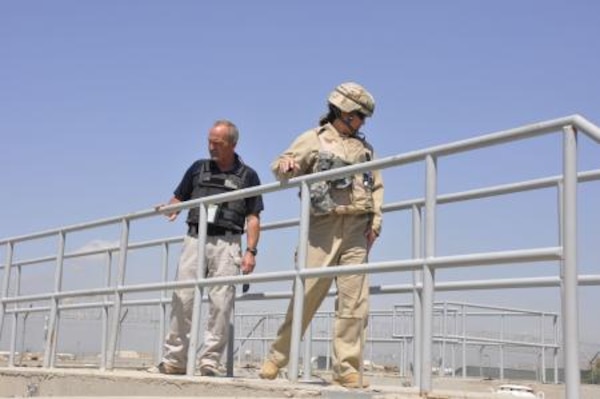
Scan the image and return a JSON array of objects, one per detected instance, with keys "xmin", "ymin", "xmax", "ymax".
[{"xmin": 267, "ymin": 123, "xmax": 383, "ymax": 378}]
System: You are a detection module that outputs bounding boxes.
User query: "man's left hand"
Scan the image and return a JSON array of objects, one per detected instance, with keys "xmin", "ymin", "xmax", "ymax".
[{"xmin": 241, "ymin": 251, "xmax": 256, "ymax": 275}]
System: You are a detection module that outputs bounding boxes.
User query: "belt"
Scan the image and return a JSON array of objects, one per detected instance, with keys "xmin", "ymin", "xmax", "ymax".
[{"xmin": 187, "ymin": 224, "xmax": 240, "ymax": 237}]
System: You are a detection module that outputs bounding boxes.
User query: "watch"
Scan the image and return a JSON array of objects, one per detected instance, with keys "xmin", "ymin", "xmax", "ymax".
[{"xmin": 246, "ymin": 247, "xmax": 258, "ymax": 256}]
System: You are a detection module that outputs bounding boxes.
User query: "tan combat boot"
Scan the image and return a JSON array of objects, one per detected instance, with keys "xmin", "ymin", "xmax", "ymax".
[
  {"xmin": 333, "ymin": 372, "xmax": 370, "ymax": 388},
  {"xmin": 259, "ymin": 359, "xmax": 280, "ymax": 380},
  {"xmin": 147, "ymin": 362, "xmax": 186, "ymax": 375}
]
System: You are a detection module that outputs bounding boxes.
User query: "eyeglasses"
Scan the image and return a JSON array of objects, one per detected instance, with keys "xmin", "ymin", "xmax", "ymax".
[{"xmin": 353, "ymin": 111, "xmax": 367, "ymax": 121}]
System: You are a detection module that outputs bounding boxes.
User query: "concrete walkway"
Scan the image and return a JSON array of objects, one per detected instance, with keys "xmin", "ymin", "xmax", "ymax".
[{"xmin": 1, "ymin": 367, "xmax": 598, "ymax": 398}]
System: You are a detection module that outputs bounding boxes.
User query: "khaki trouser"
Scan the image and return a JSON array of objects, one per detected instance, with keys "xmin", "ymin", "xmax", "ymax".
[
  {"xmin": 268, "ymin": 213, "xmax": 370, "ymax": 378},
  {"xmin": 163, "ymin": 233, "xmax": 241, "ymax": 369}
]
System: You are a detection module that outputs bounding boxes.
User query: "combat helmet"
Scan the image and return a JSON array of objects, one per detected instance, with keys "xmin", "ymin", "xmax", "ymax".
[{"xmin": 327, "ymin": 82, "xmax": 375, "ymax": 117}]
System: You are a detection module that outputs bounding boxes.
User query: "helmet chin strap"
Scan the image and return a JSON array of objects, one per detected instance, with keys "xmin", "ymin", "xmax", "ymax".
[
  {"xmin": 335, "ymin": 108, "xmax": 360, "ymax": 136},
  {"xmin": 343, "ymin": 116, "xmax": 366, "ymax": 140},
  {"xmin": 343, "ymin": 115, "xmax": 356, "ymax": 132}
]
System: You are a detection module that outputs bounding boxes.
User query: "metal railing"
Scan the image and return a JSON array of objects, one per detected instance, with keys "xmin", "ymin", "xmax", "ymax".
[
  {"xmin": 229, "ymin": 302, "xmax": 560, "ymax": 380},
  {"xmin": 2, "ymin": 114, "xmax": 600, "ymax": 398}
]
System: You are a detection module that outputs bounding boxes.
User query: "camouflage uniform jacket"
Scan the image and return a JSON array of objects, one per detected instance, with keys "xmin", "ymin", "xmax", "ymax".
[{"xmin": 271, "ymin": 123, "xmax": 383, "ymax": 236}]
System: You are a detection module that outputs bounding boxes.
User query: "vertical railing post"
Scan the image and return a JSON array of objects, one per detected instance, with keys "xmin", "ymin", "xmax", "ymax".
[
  {"xmin": 262, "ymin": 314, "xmax": 267, "ymax": 361},
  {"xmin": 301, "ymin": 321, "xmax": 313, "ymax": 381},
  {"xmin": 411, "ymin": 204, "xmax": 422, "ymax": 387},
  {"xmin": 553, "ymin": 315, "xmax": 559, "ymax": 384},
  {"xmin": 561, "ymin": 125, "xmax": 581, "ymax": 399},
  {"xmin": 441, "ymin": 301, "xmax": 448, "ymax": 376},
  {"xmin": 404, "ymin": 336, "xmax": 410, "ymax": 377},
  {"xmin": 540, "ymin": 312, "xmax": 546, "ymax": 383},
  {"xmin": 19, "ymin": 304, "xmax": 32, "ymax": 367},
  {"xmin": 451, "ymin": 309, "xmax": 457, "ymax": 377},
  {"xmin": 106, "ymin": 218, "xmax": 130, "ymax": 370},
  {"xmin": 8, "ymin": 264, "xmax": 22, "ymax": 367},
  {"xmin": 392, "ymin": 311, "xmax": 399, "ymax": 374},
  {"xmin": 288, "ymin": 181, "xmax": 311, "ymax": 382},
  {"xmin": 187, "ymin": 203, "xmax": 209, "ymax": 375},
  {"xmin": 555, "ymin": 182, "xmax": 563, "ymax": 385},
  {"xmin": 100, "ymin": 251, "xmax": 112, "ymax": 370},
  {"xmin": 420, "ymin": 154, "xmax": 437, "ymax": 394},
  {"xmin": 368, "ymin": 314, "xmax": 373, "ymax": 367},
  {"xmin": 461, "ymin": 304, "xmax": 466, "ymax": 378},
  {"xmin": 500, "ymin": 313, "xmax": 505, "ymax": 380},
  {"xmin": 398, "ymin": 337, "xmax": 404, "ymax": 377},
  {"xmin": 236, "ymin": 314, "xmax": 242, "ymax": 368},
  {"xmin": 326, "ymin": 312, "xmax": 332, "ymax": 371},
  {"xmin": 43, "ymin": 230, "xmax": 66, "ymax": 368},
  {"xmin": 358, "ymin": 317, "xmax": 365, "ymax": 388},
  {"xmin": 226, "ymin": 301, "xmax": 235, "ymax": 377},
  {"xmin": 0, "ymin": 242, "xmax": 14, "ymax": 341},
  {"xmin": 158, "ymin": 242, "xmax": 169, "ymax": 363}
]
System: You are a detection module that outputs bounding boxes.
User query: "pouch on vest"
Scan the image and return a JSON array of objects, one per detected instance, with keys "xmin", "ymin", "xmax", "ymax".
[{"xmin": 309, "ymin": 151, "xmax": 352, "ymax": 215}]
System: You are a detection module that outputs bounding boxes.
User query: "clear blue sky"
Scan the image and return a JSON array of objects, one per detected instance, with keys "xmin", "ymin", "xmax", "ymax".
[{"xmin": 1, "ymin": 1, "xmax": 599, "ymax": 350}]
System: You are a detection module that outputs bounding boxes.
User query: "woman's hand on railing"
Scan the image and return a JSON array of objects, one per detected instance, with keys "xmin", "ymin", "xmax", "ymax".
[{"xmin": 277, "ymin": 156, "xmax": 300, "ymax": 179}]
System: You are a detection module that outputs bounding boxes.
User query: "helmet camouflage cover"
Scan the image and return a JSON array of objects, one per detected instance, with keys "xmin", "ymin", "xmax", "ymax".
[{"xmin": 327, "ymin": 82, "xmax": 375, "ymax": 117}]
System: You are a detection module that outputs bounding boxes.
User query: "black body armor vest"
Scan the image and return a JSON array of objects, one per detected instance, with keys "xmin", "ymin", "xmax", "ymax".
[{"xmin": 186, "ymin": 160, "xmax": 248, "ymax": 232}]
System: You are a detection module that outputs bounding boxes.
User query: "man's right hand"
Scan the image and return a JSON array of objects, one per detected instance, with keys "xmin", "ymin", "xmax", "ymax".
[{"xmin": 155, "ymin": 198, "xmax": 181, "ymax": 221}]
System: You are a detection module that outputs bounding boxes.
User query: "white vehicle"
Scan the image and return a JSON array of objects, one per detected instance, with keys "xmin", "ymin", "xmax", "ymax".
[{"xmin": 494, "ymin": 384, "xmax": 544, "ymax": 398}]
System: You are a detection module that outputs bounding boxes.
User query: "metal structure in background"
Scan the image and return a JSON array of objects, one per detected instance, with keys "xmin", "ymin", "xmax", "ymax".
[
  {"xmin": 2, "ymin": 115, "xmax": 600, "ymax": 398},
  {"xmin": 230, "ymin": 302, "xmax": 560, "ymax": 382},
  {"xmin": 0, "ymin": 299, "xmax": 571, "ymax": 381}
]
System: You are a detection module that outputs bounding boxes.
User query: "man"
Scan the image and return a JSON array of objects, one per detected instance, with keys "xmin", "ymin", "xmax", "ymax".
[
  {"xmin": 151, "ymin": 120, "xmax": 263, "ymax": 376},
  {"xmin": 259, "ymin": 82, "xmax": 383, "ymax": 388}
]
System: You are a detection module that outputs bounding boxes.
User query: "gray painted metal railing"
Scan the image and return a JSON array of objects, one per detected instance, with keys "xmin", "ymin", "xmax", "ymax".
[
  {"xmin": 2, "ymin": 114, "xmax": 600, "ymax": 398},
  {"xmin": 232, "ymin": 303, "xmax": 560, "ymax": 383}
]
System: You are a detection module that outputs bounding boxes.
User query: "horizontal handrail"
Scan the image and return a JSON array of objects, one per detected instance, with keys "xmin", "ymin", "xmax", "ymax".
[
  {"xmin": 2, "ymin": 167, "xmax": 599, "ymax": 270},
  {"xmin": 0, "ymin": 246, "xmax": 562, "ymax": 306},
  {"xmin": 1, "ymin": 114, "xmax": 598, "ymax": 247},
  {"xmin": 8, "ymin": 281, "xmax": 591, "ymax": 315}
]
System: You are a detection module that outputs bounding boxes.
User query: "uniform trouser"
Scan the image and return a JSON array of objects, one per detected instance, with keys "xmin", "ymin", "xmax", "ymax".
[
  {"xmin": 267, "ymin": 213, "xmax": 370, "ymax": 378},
  {"xmin": 162, "ymin": 233, "xmax": 241, "ymax": 369}
]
